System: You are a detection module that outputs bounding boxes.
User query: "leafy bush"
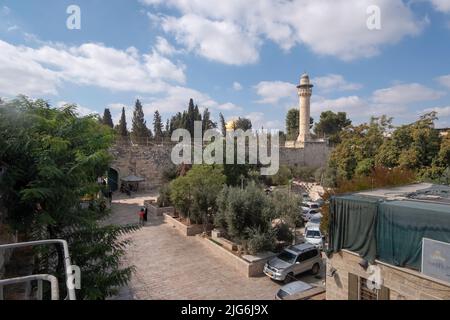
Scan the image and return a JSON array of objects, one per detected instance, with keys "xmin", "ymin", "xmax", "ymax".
[
  {"xmin": 274, "ymin": 222, "xmax": 294, "ymax": 244},
  {"xmin": 162, "ymin": 163, "xmax": 177, "ymax": 182},
  {"xmin": 245, "ymin": 227, "xmax": 275, "ymax": 255},
  {"xmin": 268, "ymin": 165, "xmax": 292, "ymax": 186},
  {"xmin": 291, "ymin": 166, "xmax": 317, "ymax": 182},
  {"xmin": 157, "ymin": 184, "xmax": 172, "ymax": 207},
  {"xmin": 170, "ymin": 165, "xmax": 226, "ymax": 224}
]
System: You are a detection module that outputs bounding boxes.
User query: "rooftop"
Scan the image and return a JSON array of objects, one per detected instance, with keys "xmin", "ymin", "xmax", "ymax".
[{"xmin": 356, "ymin": 183, "xmax": 450, "ymax": 205}]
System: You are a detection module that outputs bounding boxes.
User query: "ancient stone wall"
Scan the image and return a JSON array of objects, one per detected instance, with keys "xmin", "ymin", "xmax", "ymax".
[
  {"xmin": 109, "ymin": 141, "xmax": 331, "ymax": 190},
  {"xmin": 280, "ymin": 142, "xmax": 331, "ymax": 168},
  {"xmin": 109, "ymin": 143, "xmax": 173, "ymax": 191}
]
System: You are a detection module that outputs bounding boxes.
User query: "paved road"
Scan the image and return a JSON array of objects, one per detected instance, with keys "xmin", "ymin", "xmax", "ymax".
[{"xmin": 107, "ymin": 193, "xmax": 324, "ymax": 300}]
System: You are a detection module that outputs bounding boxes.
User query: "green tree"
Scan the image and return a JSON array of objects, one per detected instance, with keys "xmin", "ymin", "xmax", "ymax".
[
  {"xmin": 102, "ymin": 108, "xmax": 114, "ymax": 128},
  {"xmin": 215, "ymin": 183, "xmax": 273, "ymax": 243},
  {"xmin": 186, "ymin": 165, "xmax": 226, "ymax": 230},
  {"xmin": 269, "ymin": 165, "xmax": 292, "ymax": 186},
  {"xmin": 153, "ymin": 110, "xmax": 163, "ymax": 140},
  {"xmin": 234, "ymin": 117, "xmax": 252, "ymax": 131},
  {"xmin": 285, "ymin": 108, "xmax": 299, "ymax": 140},
  {"xmin": 117, "ymin": 107, "xmax": 128, "ymax": 137},
  {"xmin": 202, "ymin": 108, "xmax": 216, "ymax": 132},
  {"xmin": 314, "ymin": 111, "xmax": 351, "ymax": 143},
  {"xmin": 0, "ymin": 97, "xmax": 137, "ymax": 299},
  {"xmin": 170, "ymin": 165, "xmax": 225, "ymax": 225},
  {"xmin": 131, "ymin": 99, "xmax": 150, "ymax": 143},
  {"xmin": 270, "ymin": 190, "xmax": 302, "ymax": 243},
  {"xmin": 219, "ymin": 112, "xmax": 227, "ymax": 136}
]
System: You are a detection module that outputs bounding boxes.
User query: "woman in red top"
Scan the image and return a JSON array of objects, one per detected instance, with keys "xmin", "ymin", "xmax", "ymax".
[{"xmin": 138, "ymin": 208, "xmax": 145, "ymax": 226}]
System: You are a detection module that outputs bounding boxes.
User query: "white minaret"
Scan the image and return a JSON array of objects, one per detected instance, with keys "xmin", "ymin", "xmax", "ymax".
[{"xmin": 296, "ymin": 73, "xmax": 313, "ymax": 144}]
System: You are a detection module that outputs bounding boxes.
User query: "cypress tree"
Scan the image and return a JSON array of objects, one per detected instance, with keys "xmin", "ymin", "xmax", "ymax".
[
  {"xmin": 153, "ymin": 110, "xmax": 163, "ymax": 140},
  {"xmin": 102, "ymin": 108, "xmax": 114, "ymax": 128},
  {"xmin": 117, "ymin": 107, "xmax": 128, "ymax": 137},
  {"xmin": 219, "ymin": 113, "xmax": 226, "ymax": 136},
  {"xmin": 131, "ymin": 99, "xmax": 150, "ymax": 143}
]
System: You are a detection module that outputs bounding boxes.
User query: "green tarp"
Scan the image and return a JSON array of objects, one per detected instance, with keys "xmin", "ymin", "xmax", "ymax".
[
  {"xmin": 377, "ymin": 201, "xmax": 450, "ymax": 270},
  {"xmin": 328, "ymin": 195, "xmax": 379, "ymax": 263},
  {"xmin": 329, "ymin": 195, "xmax": 450, "ymax": 271}
]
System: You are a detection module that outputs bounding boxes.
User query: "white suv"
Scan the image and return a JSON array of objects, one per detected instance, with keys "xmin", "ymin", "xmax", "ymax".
[{"xmin": 304, "ymin": 226, "xmax": 324, "ymax": 250}]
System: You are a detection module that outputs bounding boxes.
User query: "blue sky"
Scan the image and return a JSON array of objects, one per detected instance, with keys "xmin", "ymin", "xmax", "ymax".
[{"xmin": 1, "ymin": 0, "xmax": 450, "ymax": 130}]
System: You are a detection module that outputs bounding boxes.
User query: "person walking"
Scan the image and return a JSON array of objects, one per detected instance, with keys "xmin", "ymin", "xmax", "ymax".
[
  {"xmin": 138, "ymin": 208, "xmax": 145, "ymax": 226},
  {"xmin": 144, "ymin": 206, "xmax": 148, "ymax": 222}
]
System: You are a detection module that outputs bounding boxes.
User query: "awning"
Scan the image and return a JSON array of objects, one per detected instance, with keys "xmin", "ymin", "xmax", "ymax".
[{"xmin": 121, "ymin": 175, "xmax": 145, "ymax": 182}]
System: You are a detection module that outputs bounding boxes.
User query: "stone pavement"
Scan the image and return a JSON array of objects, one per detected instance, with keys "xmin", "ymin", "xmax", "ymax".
[{"xmin": 107, "ymin": 192, "xmax": 324, "ymax": 300}]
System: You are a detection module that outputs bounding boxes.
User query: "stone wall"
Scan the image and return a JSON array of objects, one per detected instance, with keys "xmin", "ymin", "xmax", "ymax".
[
  {"xmin": 202, "ymin": 237, "xmax": 276, "ymax": 278},
  {"xmin": 326, "ymin": 250, "xmax": 450, "ymax": 300},
  {"xmin": 110, "ymin": 143, "xmax": 173, "ymax": 191},
  {"xmin": 280, "ymin": 142, "xmax": 332, "ymax": 168},
  {"xmin": 109, "ymin": 141, "xmax": 332, "ymax": 190}
]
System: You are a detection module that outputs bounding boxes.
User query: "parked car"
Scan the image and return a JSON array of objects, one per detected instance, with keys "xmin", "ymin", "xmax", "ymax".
[
  {"xmin": 263, "ymin": 243, "xmax": 322, "ymax": 283},
  {"xmin": 275, "ymin": 281, "xmax": 326, "ymax": 300},
  {"xmin": 301, "ymin": 193, "xmax": 312, "ymax": 202},
  {"xmin": 301, "ymin": 201, "xmax": 320, "ymax": 212},
  {"xmin": 304, "ymin": 226, "xmax": 325, "ymax": 250},
  {"xmin": 301, "ymin": 209, "xmax": 322, "ymax": 222},
  {"xmin": 305, "ymin": 216, "xmax": 321, "ymax": 229}
]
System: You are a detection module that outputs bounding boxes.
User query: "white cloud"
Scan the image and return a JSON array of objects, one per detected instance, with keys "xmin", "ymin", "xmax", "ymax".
[
  {"xmin": 436, "ymin": 74, "xmax": 450, "ymax": 89},
  {"xmin": 7, "ymin": 25, "xmax": 18, "ymax": 32},
  {"xmin": 422, "ymin": 105, "xmax": 450, "ymax": 117},
  {"xmin": 312, "ymin": 74, "xmax": 362, "ymax": 93},
  {"xmin": 233, "ymin": 81, "xmax": 243, "ymax": 91},
  {"xmin": 143, "ymin": 0, "xmax": 425, "ymax": 62},
  {"xmin": 311, "ymin": 95, "xmax": 367, "ymax": 115},
  {"xmin": 154, "ymin": 36, "xmax": 178, "ymax": 56},
  {"xmin": 159, "ymin": 14, "xmax": 260, "ymax": 65},
  {"xmin": 0, "ymin": 40, "xmax": 186, "ymax": 97},
  {"xmin": 254, "ymin": 81, "xmax": 295, "ymax": 104},
  {"xmin": 1, "ymin": 6, "xmax": 11, "ymax": 15},
  {"xmin": 0, "ymin": 40, "xmax": 60, "ymax": 97},
  {"xmin": 142, "ymin": 86, "xmax": 242, "ymax": 117},
  {"xmin": 245, "ymin": 111, "xmax": 282, "ymax": 130},
  {"xmin": 372, "ymin": 83, "xmax": 445, "ymax": 104},
  {"xmin": 144, "ymin": 50, "xmax": 186, "ymax": 83},
  {"xmin": 429, "ymin": 0, "xmax": 450, "ymax": 13}
]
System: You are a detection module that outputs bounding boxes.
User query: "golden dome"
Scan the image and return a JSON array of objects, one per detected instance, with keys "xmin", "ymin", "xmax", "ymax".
[{"xmin": 225, "ymin": 120, "xmax": 237, "ymax": 131}]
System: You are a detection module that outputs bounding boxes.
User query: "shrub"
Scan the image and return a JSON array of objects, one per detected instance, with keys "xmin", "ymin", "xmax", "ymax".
[
  {"xmin": 157, "ymin": 184, "xmax": 172, "ymax": 207},
  {"xmin": 245, "ymin": 227, "xmax": 275, "ymax": 255},
  {"xmin": 274, "ymin": 222, "xmax": 294, "ymax": 244},
  {"xmin": 269, "ymin": 165, "xmax": 292, "ymax": 186},
  {"xmin": 291, "ymin": 166, "xmax": 317, "ymax": 182}
]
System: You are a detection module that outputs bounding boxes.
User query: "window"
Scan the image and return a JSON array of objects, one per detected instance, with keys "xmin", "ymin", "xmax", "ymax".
[
  {"xmin": 297, "ymin": 249, "xmax": 318, "ymax": 262},
  {"xmin": 278, "ymin": 251, "xmax": 297, "ymax": 264},
  {"xmin": 348, "ymin": 273, "xmax": 390, "ymax": 300}
]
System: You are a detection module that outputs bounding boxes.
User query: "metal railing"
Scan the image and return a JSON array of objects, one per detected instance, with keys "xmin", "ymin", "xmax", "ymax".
[
  {"xmin": 0, "ymin": 239, "xmax": 76, "ymax": 300},
  {"xmin": 0, "ymin": 274, "xmax": 59, "ymax": 300}
]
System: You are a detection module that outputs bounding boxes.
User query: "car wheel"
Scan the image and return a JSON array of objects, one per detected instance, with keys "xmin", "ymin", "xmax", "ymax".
[
  {"xmin": 284, "ymin": 272, "xmax": 294, "ymax": 284},
  {"xmin": 311, "ymin": 263, "xmax": 320, "ymax": 275}
]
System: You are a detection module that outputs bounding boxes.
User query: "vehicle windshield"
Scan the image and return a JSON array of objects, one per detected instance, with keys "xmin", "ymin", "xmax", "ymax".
[
  {"xmin": 277, "ymin": 251, "xmax": 297, "ymax": 264},
  {"xmin": 306, "ymin": 230, "xmax": 321, "ymax": 238},
  {"xmin": 277, "ymin": 289, "xmax": 290, "ymax": 299},
  {"xmin": 310, "ymin": 218, "xmax": 321, "ymax": 224},
  {"xmin": 310, "ymin": 204, "xmax": 319, "ymax": 209}
]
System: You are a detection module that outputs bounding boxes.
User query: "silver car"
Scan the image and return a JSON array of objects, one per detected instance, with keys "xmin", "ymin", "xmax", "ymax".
[{"xmin": 263, "ymin": 243, "xmax": 322, "ymax": 283}]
